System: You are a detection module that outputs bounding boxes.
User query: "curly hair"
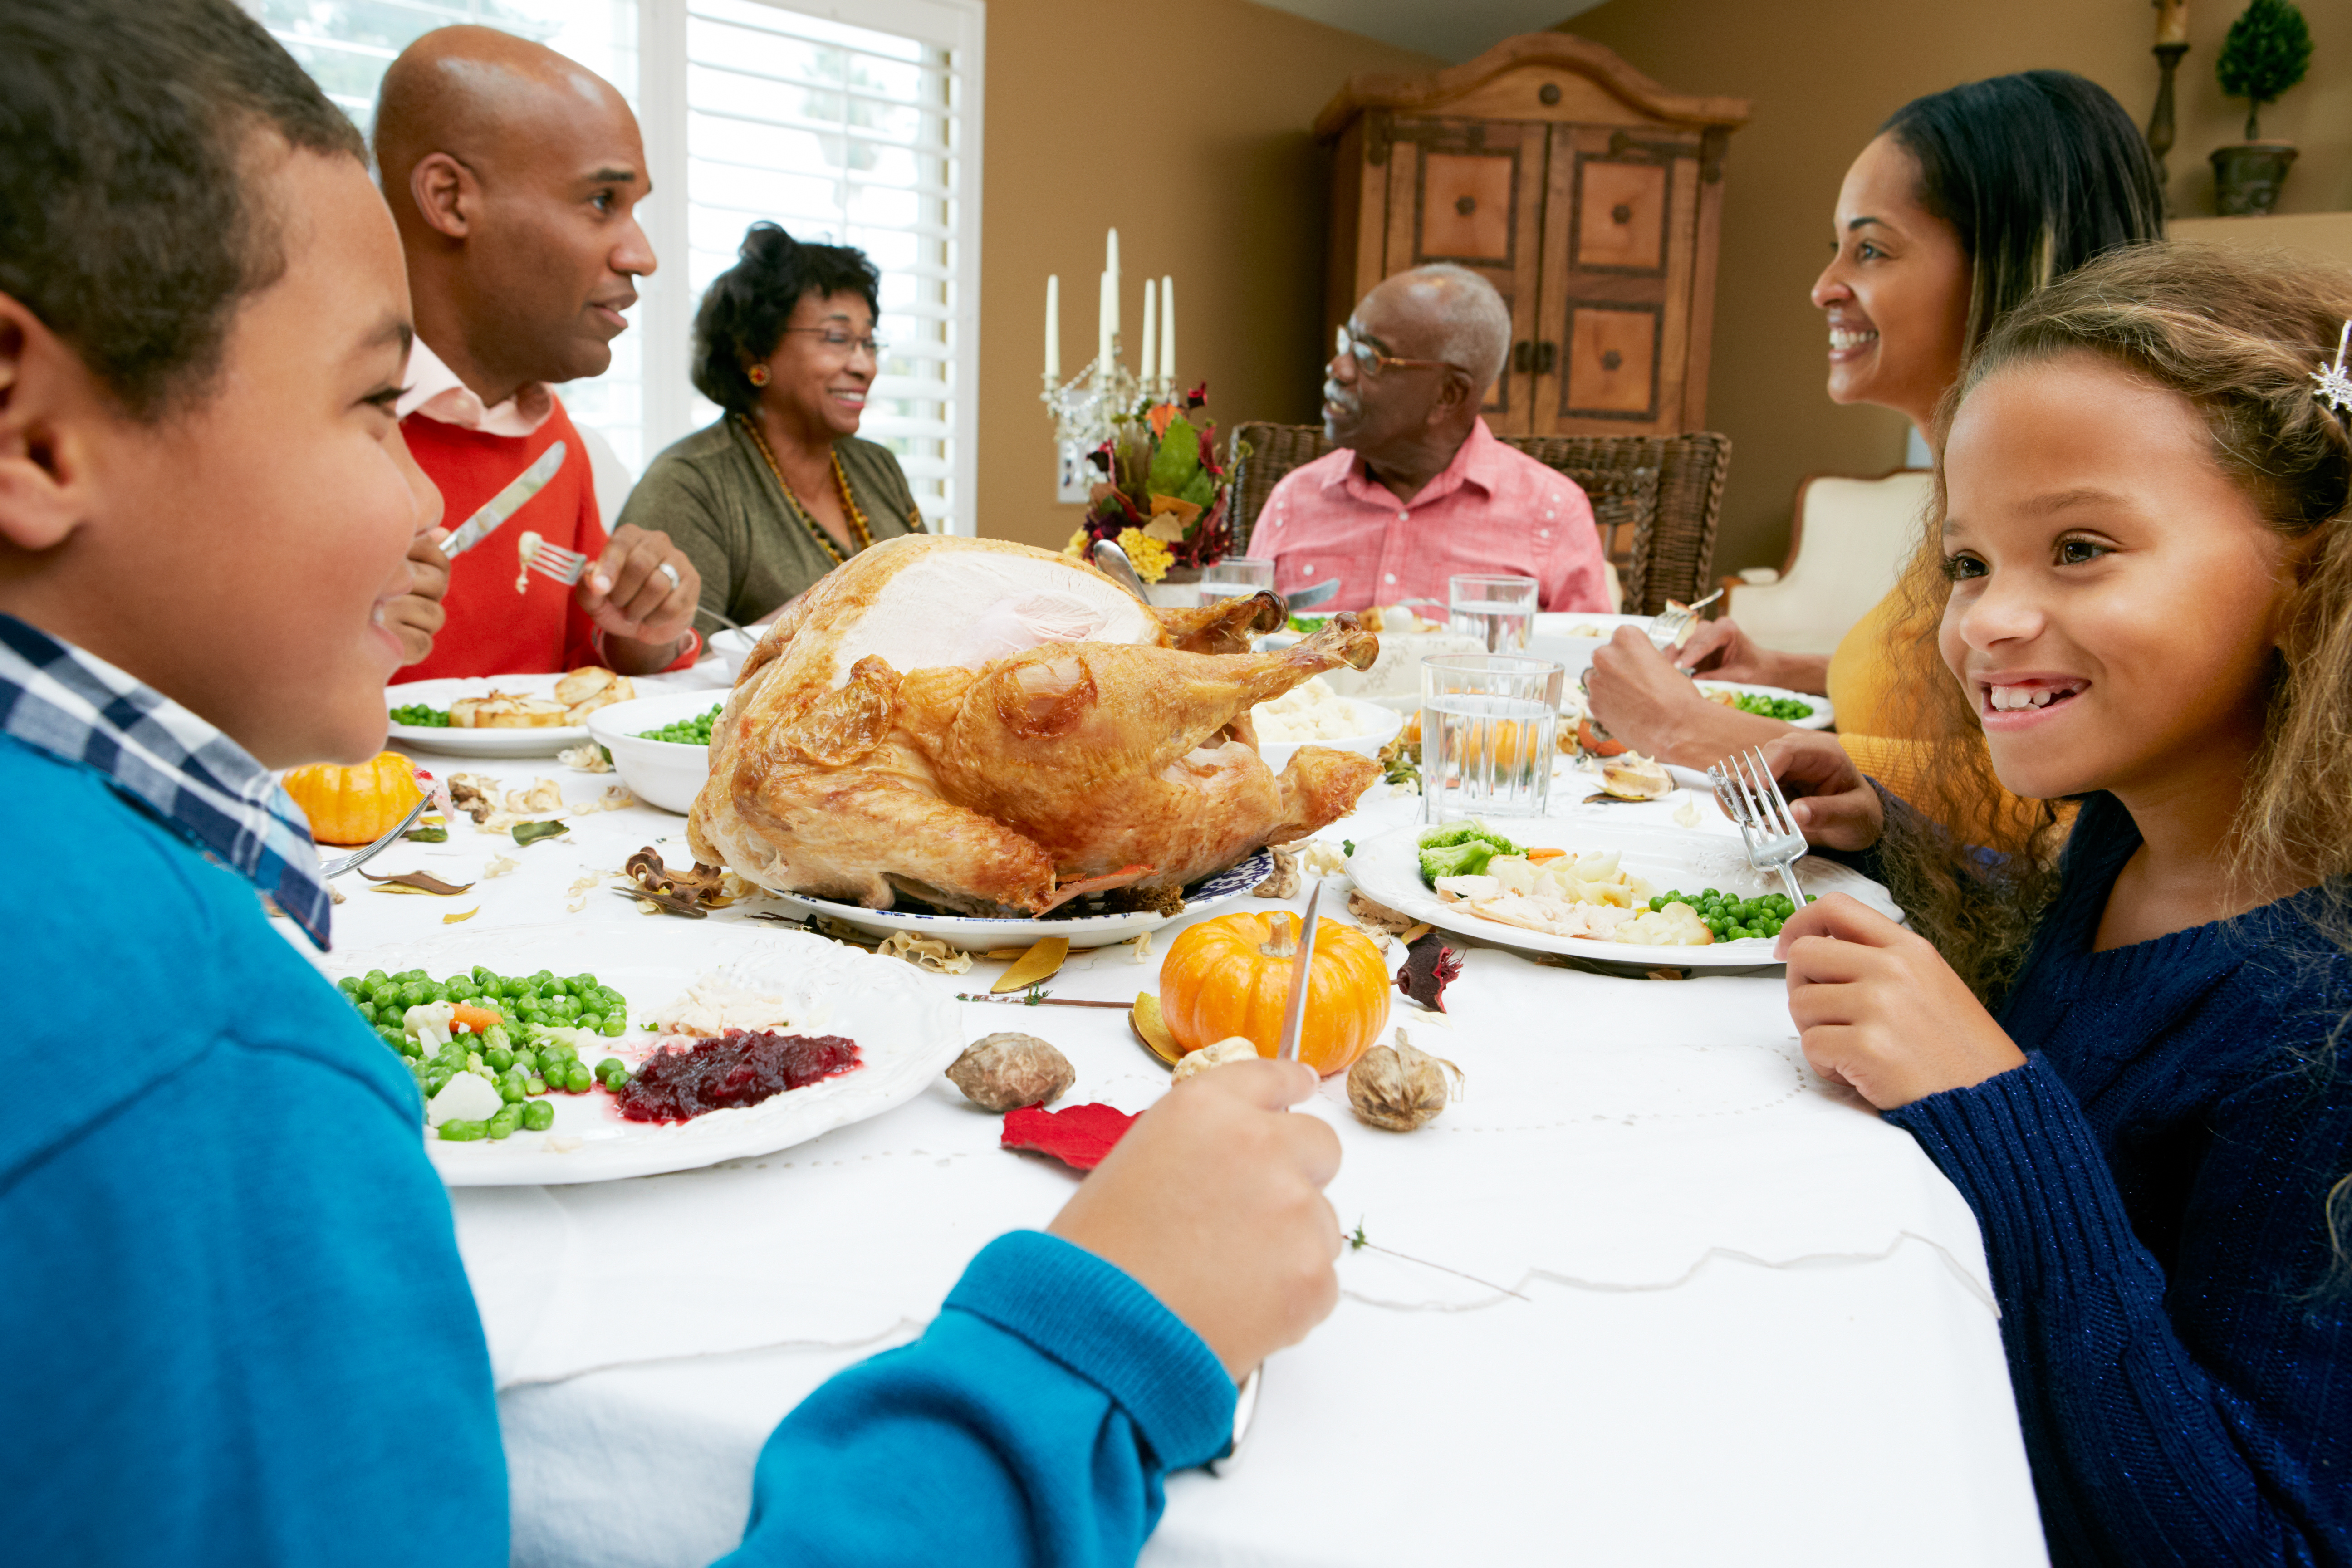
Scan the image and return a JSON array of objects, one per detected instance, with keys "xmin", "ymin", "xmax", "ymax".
[
  {"xmin": 691, "ymin": 222, "xmax": 882, "ymax": 415},
  {"xmin": 0, "ymin": 0, "xmax": 364, "ymax": 418}
]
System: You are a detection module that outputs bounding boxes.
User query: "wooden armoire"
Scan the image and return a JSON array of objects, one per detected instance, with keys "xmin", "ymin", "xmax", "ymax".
[{"xmin": 1314, "ymin": 34, "xmax": 1750, "ymax": 437}]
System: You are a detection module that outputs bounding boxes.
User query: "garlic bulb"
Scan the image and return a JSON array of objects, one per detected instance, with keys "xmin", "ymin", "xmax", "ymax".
[
  {"xmin": 1171, "ymin": 1035, "xmax": 1261, "ymax": 1083},
  {"xmin": 1346, "ymin": 1030, "xmax": 1463, "ymax": 1131}
]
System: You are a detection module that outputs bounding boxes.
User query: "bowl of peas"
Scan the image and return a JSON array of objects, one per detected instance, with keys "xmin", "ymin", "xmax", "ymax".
[{"xmin": 584, "ymin": 691, "xmax": 726, "ymax": 815}]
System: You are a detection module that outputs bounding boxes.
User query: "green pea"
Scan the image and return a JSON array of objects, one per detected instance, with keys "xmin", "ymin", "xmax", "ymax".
[
  {"xmin": 564, "ymin": 1063, "xmax": 593, "ymax": 1094},
  {"xmin": 601, "ymin": 1015, "xmax": 626, "ymax": 1038},
  {"xmin": 363, "ymin": 969, "xmax": 389, "ymax": 990},
  {"xmin": 486, "ymin": 1109, "xmax": 520, "ymax": 1140},
  {"xmin": 595, "ymin": 1058, "xmax": 624, "ymax": 1080},
  {"xmin": 484, "ymin": 1046, "xmax": 514, "ymax": 1072},
  {"xmin": 521, "ymin": 1100, "xmax": 555, "ymax": 1132},
  {"xmin": 422, "ymin": 1072, "xmax": 452, "ymax": 1098},
  {"xmin": 438, "ymin": 1119, "xmax": 486, "ymax": 1142},
  {"xmin": 525, "ymin": 1076, "xmax": 549, "ymax": 1097}
]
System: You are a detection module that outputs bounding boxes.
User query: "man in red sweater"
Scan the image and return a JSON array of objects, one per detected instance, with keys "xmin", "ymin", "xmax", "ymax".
[{"xmin": 376, "ymin": 25, "xmax": 701, "ymax": 681}]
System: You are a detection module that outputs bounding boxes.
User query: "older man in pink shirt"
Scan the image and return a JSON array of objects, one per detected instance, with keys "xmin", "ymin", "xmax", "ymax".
[{"xmin": 1255, "ymin": 265, "xmax": 1610, "ymax": 614}]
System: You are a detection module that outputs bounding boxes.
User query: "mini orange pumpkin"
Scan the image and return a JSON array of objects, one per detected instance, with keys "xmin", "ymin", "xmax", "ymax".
[
  {"xmin": 1158, "ymin": 910, "xmax": 1391, "ymax": 1076},
  {"xmin": 282, "ymin": 751, "xmax": 422, "ymax": 845}
]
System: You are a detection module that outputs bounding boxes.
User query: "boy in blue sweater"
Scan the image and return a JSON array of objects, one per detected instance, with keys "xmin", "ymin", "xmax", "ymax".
[
  {"xmin": 1757, "ymin": 245, "xmax": 2352, "ymax": 1563},
  {"xmin": 0, "ymin": 4, "xmax": 1345, "ymax": 1563}
]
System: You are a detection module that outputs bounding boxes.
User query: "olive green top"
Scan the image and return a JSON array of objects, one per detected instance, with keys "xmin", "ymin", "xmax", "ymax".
[{"xmin": 616, "ymin": 417, "xmax": 926, "ymax": 636}]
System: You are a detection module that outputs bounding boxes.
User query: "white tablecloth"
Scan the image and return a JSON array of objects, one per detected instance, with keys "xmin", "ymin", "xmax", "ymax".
[{"xmin": 304, "ymin": 668, "xmax": 2046, "ymax": 1566}]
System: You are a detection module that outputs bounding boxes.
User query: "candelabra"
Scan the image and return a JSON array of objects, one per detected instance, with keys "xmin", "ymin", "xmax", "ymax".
[{"xmin": 1041, "ymin": 345, "xmax": 1174, "ymax": 503}]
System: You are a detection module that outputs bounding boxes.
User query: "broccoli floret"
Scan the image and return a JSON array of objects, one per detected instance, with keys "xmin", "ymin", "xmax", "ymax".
[
  {"xmin": 1419, "ymin": 841, "xmax": 1498, "ymax": 885},
  {"xmin": 1417, "ymin": 822, "xmax": 1520, "ymax": 854}
]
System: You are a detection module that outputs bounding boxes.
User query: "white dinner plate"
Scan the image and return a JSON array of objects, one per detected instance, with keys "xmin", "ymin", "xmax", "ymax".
[
  {"xmin": 764, "ymin": 846, "xmax": 1278, "ymax": 950},
  {"xmin": 326, "ymin": 921, "xmax": 964, "ymax": 1186},
  {"xmin": 1691, "ymin": 681, "xmax": 1836, "ymax": 731},
  {"xmin": 387, "ymin": 673, "xmax": 591, "ymax": 757},
  {"xmin": 1347, "ymin": 817, "xmax": 1901, "ymax": 969},
  {"xmin": 1254, "ymin": 698, "xmax": 1406, "ymax": 772}
]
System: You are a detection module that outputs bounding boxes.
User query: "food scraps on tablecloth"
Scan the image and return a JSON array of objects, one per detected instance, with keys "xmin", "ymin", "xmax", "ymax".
[
  {"xmin": 404, "ymin": 820, "xmax": 449, "ymax": 843},
  {"xmin": 1347, "ymin": 889, "xmax": 1418, "ymax": 935},
  {"xmin": 445, "ymin": 774, "xmax": 631, "ymax": 833},
  {"xmin": 1000, "ymin": 1101, "xmax": 1137, "ymax": 1171},
  {"xmin": 1396, "ymin": 932, "xmax": 1462, "ymax": 1012},
  {"xmin": 333, "ymin": 965, "xmax": 634, "ymax": 1141},
  {"xmin": 615, "ymin": 1030, "xmax": 861, "ymax": 1122},
  {"xmin": 992, "ymin": 937, "xmax": 1070, "ymax": 994},
  {"xmin": 1596, "ymin": 755, "xmax": 1672, "ymax": 801},
  {"xmin": 1348, "ymin": 1029, "xmax": 1463, "ymax": 1132},
  {"xmin": 1301, "ymin": 840, "xmax": 1347, "ymax": 877},
  {"xmin": 879, "ymin": 932, "xmax": 973, "ymax": 974},
  {"xmin": 1376, "ymin": 732, "xmax": 1420, "ymax": 793},
  {"xmin": 483, "ymin": 855, "xmax": 519, "ymax": 878},
  {"xmin": 1129, "ymin": 993, "xmax": 1181, "ymax": 1064},
  {"xmin": 1252, "ymin": 847, "xmax": 1300, "ymax": 899},
  {"xmin": 622, "ymin": 847, "xmax": 751, "ymax": 911},
  {"xmin": 513, "ymin": 820, "xmax": 568, "ymax": 847},
  {"xmin": 557, "ymin": 743, "xmax": 611, "ymax": 773},
  {"xmin": 1170, "ymin": 1034, "xmax": 1257, "ymax": 1083},
  {"xmin": 946, "ymin": 1032, "xmax": 1074, "ymax": 1112},
  {"xmin": 1158, "ymin": 911, "xmax": 1389, "ymax": 1075},
  {"xmin": 360, "ymin": 867, "xmax": 475, "ymax": 896}
]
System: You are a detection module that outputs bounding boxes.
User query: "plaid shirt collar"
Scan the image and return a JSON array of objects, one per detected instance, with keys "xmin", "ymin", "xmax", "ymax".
[{"xmin": 0, "ymin": 614, "xmax": 333, "ymax": 949}]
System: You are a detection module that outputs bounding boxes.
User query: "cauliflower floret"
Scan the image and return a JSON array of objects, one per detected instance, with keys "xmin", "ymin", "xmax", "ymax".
[
  {"xmin": 1434, "ymin": 873, "xmax": 1502, "ymax": 902},
  {"xmin": 1613, "ymin": 901, "xmax": 1715, "ymax": 946}
]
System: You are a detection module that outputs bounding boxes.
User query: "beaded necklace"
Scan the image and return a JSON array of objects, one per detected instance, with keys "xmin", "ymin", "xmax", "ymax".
[{"xmin": 738, "ymin": 413, "xmax": 874, "ymax": 564}]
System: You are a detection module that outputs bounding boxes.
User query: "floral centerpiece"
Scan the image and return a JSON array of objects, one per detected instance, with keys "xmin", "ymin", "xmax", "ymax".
[{"xmin": 1063, "ymin": 384, "xmax": 1246, "ymax": 583}]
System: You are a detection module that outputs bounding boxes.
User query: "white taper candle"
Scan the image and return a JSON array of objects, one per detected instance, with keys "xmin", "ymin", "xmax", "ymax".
[
  {"xmin": 1044, "ymin": 274, "xmax": 1060, "ymax": 381},
  {"xmin": 1139, "ymin": 279, "xmax": 1158, "ymax": 383},
  {"xmin": 1098, "ymin": 272, "xmax": 1113, "ymax": 368},
  {"xmin": 1160, "ymin": 276, "xmax": 1176, "ymax": 389}
]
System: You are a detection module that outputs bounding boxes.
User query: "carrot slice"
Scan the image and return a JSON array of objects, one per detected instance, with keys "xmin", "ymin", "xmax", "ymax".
[
  {"xmin": 451, "ymin": 1002, "xmax": 505, "ymax": 1036},
  {"xmin": 1525, "ymin": 848, "xmax": 1567, "ymax": 862}
]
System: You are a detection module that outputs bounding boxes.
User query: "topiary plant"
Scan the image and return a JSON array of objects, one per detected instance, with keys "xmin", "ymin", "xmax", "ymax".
[{"xmin": 2216, "ymin": 0, "xmax": 2313, "ymax": 141}]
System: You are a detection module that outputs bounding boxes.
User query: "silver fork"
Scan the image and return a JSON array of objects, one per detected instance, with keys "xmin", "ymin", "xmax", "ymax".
[
  {"xmin": 317, "ymin": 792, "xmax": 432, "ymax": 880},
  {"xmin": 532, "ymin": 542, "xmax": 742, "ymax": 630},
  {"xmin": 1705, "ymin": 746, "xmax": 1810, "ymax": 907},
  {"xmin": 1647, "ymin": 586, "xmax": 1725, "ymax": 652}
]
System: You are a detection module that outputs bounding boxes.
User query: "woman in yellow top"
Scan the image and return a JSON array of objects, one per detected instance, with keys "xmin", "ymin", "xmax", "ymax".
[{"xmin": 1587, "ymin": 71, "xmax": 2164, "ymax": 816}]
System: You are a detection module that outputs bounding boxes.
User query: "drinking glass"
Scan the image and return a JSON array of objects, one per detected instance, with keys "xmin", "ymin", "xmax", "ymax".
[
  {"xmin": 1419, "ymin": 654, "xmax": 1565, "ymax": 820},
  {"xmin": 1199, "ymin": 557, "xmax": 1277, "ymax": 603},
  {"xmin": 1449, "ymin": 574, "xmax": 1538, "ymax": 652}
]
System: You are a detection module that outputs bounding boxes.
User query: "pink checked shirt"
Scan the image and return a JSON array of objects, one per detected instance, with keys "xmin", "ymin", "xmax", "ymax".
[{"xmin": 1253, "ymin": 418, "xmax": 1610, "ymax": 613}]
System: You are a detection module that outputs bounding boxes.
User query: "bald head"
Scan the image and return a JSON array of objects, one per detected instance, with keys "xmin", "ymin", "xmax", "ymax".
[
  {"xmin": 374, "ymin": 25, "xmax": 655, "ymax": 403},
  {"xmin": 1370, "ymin": 265, "xmax": 1511, "ymax": 390}
]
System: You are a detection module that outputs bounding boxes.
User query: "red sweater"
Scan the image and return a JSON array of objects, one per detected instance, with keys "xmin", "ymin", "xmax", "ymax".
[{"xmin": 398, "ymin": 398, "xmax": 606, "ymax": 682}]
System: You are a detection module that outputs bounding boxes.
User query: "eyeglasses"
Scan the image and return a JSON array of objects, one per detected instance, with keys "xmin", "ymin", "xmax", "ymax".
[
  {"xmin": 1334, "ymin": 323, "xmax": 1452, "ymax": 379},
  {"xmin": 781, "ymin": 327, "xmax": 886, "ymax": 359}
]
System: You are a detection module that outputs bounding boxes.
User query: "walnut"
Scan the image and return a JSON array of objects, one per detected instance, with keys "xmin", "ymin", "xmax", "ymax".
[{"xmin": 946, "ymin": 1033, "xmax": 1075, "ymax": 1112}]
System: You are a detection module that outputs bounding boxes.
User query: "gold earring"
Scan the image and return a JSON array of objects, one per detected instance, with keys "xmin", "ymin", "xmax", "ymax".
[{"xmin": 747, "ymin": 364, "xmax": 770, "ymax": 386}]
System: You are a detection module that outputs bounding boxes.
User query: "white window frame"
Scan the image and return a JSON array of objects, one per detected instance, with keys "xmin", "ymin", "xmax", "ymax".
[{"xmin": 638, "ymin": 0, "xmax": 984, "ymax": 535}]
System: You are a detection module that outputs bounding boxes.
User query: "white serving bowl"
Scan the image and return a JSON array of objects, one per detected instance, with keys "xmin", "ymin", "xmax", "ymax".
[
  {"xmin": 1527, "ymin": 612, "xmax": 1653, "ymax": 688},
  {"xmin": 584, "ymin": 690, "xmax": 725, "ymax": 815},
  {"xmin": 709, "ymin": 626, "xmax": 761, "ymax": 679},
  {"xmin": 1253, "ymin": 696, "xmax": 1405, "ymax": 773}
]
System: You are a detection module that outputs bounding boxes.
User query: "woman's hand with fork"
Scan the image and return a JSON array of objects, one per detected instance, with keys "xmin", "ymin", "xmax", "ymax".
[{"xmin": 577, "ymin": 523, "xmax": 701, "ymax": 658}]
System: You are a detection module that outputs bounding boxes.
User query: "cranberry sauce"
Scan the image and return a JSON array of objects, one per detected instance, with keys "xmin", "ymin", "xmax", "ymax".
[{"xmin": 614, "ymin": 1030, "xmax": 862, "ymax": 1123}]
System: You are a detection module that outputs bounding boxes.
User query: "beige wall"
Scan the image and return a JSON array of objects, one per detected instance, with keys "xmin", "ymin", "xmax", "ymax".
[
  {"xmin": 972, "ymin": 0, "xmax": 1438, "ymax": 549},
  {"xmin": 1563, "ymin": 0, "xmax": 2352, "ymax": 575}
]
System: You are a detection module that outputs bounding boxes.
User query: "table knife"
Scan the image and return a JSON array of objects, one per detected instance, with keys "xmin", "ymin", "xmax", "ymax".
[{"xmin": 439, "ymin": 439, "xmax": 568, "ymax": 562}]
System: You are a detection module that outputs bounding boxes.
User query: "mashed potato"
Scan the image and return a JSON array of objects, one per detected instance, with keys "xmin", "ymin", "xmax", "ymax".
[{"xmin": 1253, "ymin": 677, "xmax": 1371, "ymax": 744}]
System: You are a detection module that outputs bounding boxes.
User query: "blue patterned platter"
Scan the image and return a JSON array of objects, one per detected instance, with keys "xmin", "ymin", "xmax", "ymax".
[{"xmin": 763, "ymin": 847, "xmax": 1278, "ymax": 950}]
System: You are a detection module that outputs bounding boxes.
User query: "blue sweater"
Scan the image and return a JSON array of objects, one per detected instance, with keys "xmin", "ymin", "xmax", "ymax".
[
  {"xmin": 1884, "ymin": 791, "xmax": 2352, "ymax": 1566},
  {"xmin": 0, "ymin": 733, "xmax": 1234, "ymax": 1565}
]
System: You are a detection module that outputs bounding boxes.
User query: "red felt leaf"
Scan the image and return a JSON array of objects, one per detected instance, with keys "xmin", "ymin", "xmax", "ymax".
[{"xmin": 1000, "ymin": 1101, "xmax": 1139, "ymax": 1171}]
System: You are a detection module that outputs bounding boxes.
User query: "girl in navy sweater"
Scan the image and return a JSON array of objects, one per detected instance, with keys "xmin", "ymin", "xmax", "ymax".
[{"xmin": 1760, "ymin": 244, "xmax": 2352, "ymax": 1565}]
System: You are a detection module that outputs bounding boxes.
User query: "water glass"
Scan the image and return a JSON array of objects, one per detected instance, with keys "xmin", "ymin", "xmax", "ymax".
[
  {"xmin": 1199, "ymin": 557, "xmax": 1277, "ymax": 603},
  {"xmin": 1449, "ymin": 574, "xmax": 1538, "ymax": 652},
  {"xmin": 1419, "ymin": 654, "xmax": 1565, "ymax": 820}
]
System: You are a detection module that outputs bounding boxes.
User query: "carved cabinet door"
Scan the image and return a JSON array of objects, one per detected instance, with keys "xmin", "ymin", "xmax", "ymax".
[
  {"xmin": 1376, "ymin": 117, "xmax": 1548, "ymax": 433},
  {"xmin": 1529, "ymin": 124, "xmax": 1705, "ymax": 435}
]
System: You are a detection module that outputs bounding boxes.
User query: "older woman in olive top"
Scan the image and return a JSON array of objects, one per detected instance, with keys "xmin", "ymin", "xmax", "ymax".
[{"xmin": 618, "ymin": 223, "xmax": 925, "ymax": 634}]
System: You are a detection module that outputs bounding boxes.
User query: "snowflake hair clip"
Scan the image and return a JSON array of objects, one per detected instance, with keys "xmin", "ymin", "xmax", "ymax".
[{"xmin": 2314, "ymin": 320, "xmax": 2352, "ymax": 418}]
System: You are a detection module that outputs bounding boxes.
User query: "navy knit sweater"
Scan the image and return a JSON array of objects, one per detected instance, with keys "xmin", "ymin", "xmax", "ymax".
[{"xmin": 1884, "ymin": 791, "xmax": 2352, "ymax": 1565}]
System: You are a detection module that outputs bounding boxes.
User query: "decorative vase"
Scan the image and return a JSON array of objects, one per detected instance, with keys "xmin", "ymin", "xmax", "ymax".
[{"xmin": 2210, "ymin": 142, "xmax": 2298, "ymax": 215}]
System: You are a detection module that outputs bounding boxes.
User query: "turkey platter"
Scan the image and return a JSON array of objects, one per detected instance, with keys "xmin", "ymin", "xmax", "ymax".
[{"xmin": 688, "ymin": 535, "xmax": 1382, "ymax": 916}]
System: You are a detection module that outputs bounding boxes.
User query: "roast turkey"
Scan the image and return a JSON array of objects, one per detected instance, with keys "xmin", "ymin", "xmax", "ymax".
[{"xmin": 687, "ymin": 535, "xmax": 1382, "ymax": 915}]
